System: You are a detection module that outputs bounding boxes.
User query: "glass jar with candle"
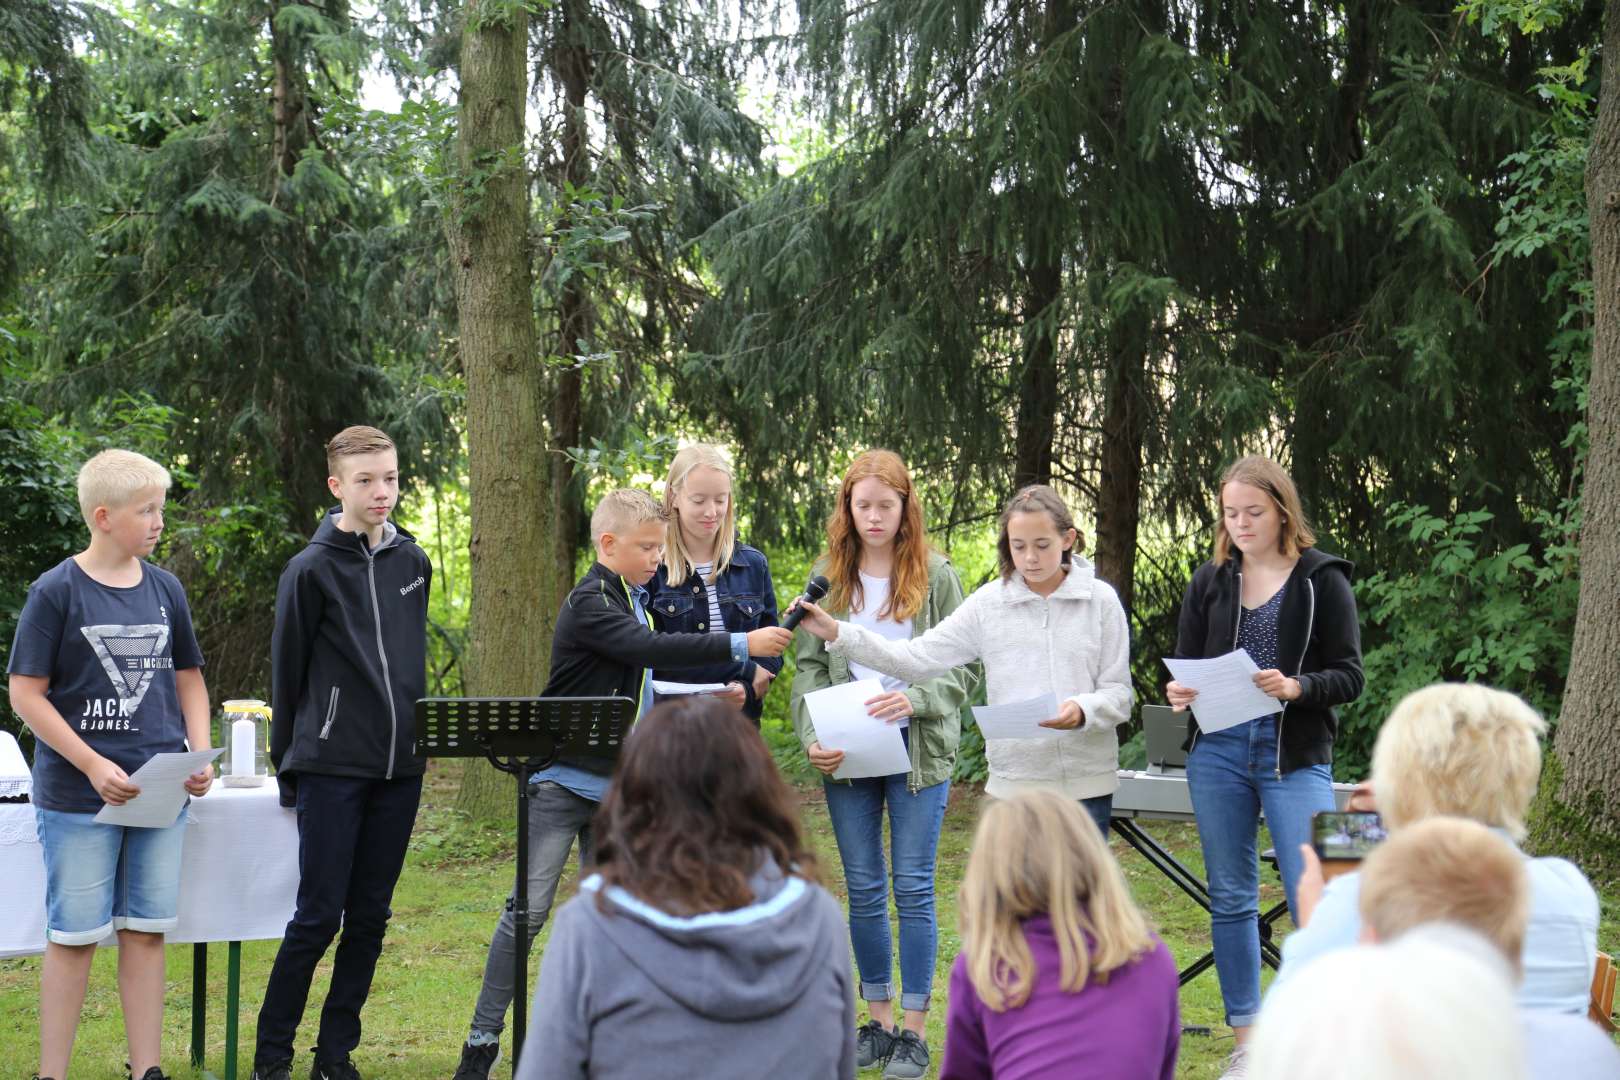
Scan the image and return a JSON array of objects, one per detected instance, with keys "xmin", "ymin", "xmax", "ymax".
[{"xmin": 220, "ymin": 699, "xmax": 270, "ymax": 787}]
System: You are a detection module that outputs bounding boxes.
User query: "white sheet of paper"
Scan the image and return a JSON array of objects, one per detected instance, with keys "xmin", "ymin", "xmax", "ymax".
[
  {"xmin": 93, "ymin": 748, "xmax": 223, "ymax": 828},
  {"xmin": 650, "ymin": 680, "xmax": 730, "ymax": 696},
  {"xmin": 804, "ymin": 679, "xmax": 911, "ymax": 780},
  {"xmin": 1162, "ymin": 649, "xmax": 1280, "ymax": 734},
  {"xmin": 972, "ymin": 692, "xmax": 1063, "ymax": 740}
]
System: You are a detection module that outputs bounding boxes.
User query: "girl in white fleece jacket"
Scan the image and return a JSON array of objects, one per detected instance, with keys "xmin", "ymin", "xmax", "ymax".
[{"xmin": 795, "ymin": 485, "xmax": 1133, "ymax": 830}]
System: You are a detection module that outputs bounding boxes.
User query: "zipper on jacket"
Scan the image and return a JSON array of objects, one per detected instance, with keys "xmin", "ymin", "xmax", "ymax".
[
  {"xmin": 319, "ymin": 686, "xmax": 341, "ymax": 739},
  {"xmin": 1187, "ymin": 568, "xmax": 1244, "ymax": 759},
  {"xmin": 364, "ymin": 545, "xmax": 399, "ymax": 780},
  {"xmin": 1275, "ymin": 576, "xmax": 1316, "ymax": 780},
  {"xmin": 620, "ymin": 576, "xmax": 650, "ymax": 718}
]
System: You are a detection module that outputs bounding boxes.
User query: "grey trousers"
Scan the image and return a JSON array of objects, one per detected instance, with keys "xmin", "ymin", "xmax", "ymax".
[{"xmin": 468, "ymin": 780, "xmax": 596, "ymax": 1038}]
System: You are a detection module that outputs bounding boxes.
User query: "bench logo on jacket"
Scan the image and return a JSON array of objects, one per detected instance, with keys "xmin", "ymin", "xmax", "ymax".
[{"xmin": 77, "ymin": 621, "xmax": 172, "ymax": 729}]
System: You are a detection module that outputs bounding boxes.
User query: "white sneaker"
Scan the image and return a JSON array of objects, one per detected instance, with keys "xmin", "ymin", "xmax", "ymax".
[{"xmin": 1219, "ymin": 1047, "xmax": 1249, "ymax": 1079}]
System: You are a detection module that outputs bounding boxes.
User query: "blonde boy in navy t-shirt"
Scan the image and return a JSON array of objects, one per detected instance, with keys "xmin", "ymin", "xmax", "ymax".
[{"xmin": 7, "ymin": 449, "xmax": 213, "ymax": 1080}]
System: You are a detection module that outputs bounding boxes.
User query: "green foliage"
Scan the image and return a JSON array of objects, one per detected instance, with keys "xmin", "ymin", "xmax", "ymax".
[{"xmin": 1340, "ymin": 501, "xmax": 1581, "ymax": 777}]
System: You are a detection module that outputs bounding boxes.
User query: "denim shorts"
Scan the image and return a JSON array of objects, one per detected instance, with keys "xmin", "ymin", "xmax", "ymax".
[{"xmin": 35, "ymin": 805, "xmax": 188, "ymax": 944}]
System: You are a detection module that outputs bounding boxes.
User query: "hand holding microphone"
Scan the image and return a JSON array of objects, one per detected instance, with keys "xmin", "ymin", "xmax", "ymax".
[{"xmin": 782, "ymin": 574, "xmax": 838, "ymax": 641}]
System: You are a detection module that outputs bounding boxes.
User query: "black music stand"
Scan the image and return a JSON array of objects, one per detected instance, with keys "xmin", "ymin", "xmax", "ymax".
[{"xmin": 415, "ymin": 695, "xmax": 636, "ymax": 1069}]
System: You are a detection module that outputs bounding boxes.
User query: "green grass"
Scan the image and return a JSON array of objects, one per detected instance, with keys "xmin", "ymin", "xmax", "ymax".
[{"xmin": 4, "ymin": 762, "xmax": 1616, "ymax": 1078}]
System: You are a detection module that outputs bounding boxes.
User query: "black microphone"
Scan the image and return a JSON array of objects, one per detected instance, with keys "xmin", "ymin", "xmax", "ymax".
[{"xmin": 780, "ymin": 574, "xmax": 831, "ymax": 631}]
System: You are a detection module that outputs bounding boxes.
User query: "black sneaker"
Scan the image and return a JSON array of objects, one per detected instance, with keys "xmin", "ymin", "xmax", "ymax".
[
  {"xmin": 134, "ymin": 1071, "xmax": 170, "ymax": 1080},
  {"xmin": 452, "ymin": 1040, "xmax": 500, "ymax": 1080},
  {"xmin": 855, "ymin": 1020, "xmax": 899, "ymax": 1070},
  {"xmin": 312, "ymin": 1056, "xmax": 362, "ymax": 1080},
  {"xmin": 881, "ymin": 1030, "xmax": 929, "ymax": 1080},
  {"xmin": 251, "ymin": 1060, "xmax": 293, "ymax": 1080}
]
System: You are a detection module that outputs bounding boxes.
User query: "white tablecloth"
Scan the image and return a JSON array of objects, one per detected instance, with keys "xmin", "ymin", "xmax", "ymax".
[{"xmin": 0, "ymin": 783, "xmax": 299, "ymax": 958}]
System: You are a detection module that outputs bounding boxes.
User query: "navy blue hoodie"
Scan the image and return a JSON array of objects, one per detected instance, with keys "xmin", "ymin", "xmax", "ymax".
[{"xmin": 270, "ymin": 508, "xmax": 431, "ymax": 792}]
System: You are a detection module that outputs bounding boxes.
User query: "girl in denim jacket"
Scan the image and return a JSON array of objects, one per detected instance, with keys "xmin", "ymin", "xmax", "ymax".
[{"xmin": 648, "ymin": 445, "xmax": 782, "ymax": 723}]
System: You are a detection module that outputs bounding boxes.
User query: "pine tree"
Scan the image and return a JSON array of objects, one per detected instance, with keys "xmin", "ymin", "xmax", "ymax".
[{"xmin": 8, "ymin": 0, "xmax": 459, "ymax": 692}]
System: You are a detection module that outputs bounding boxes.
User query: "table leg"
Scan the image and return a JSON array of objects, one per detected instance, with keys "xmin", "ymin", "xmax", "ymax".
[
  {"xmin": 1112, "ymin": 818, "xmax": 1284, "ymax": 985},
  {"xmin": 1111, "ymin": 819, "xmax": 1212, "ymax": 909},
  {"xmin": 192, "ymin": 943, "xmax": 208, "ymax": 1070},
  {"xmin": 226, "ymin": 940, "xmax": 241, "ymax": 1080},
  {"xmin": 1258, "ymin": 902, "xmax": 1288, "ymax": 969}
]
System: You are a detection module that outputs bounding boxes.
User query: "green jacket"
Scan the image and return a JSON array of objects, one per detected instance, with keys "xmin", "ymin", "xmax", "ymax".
[{"xmin": 790, "ymin": 551, "xmax": 979, "ymax": 792}]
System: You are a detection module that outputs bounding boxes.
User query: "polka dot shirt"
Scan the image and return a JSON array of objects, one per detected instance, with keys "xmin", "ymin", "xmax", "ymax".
[{"xmin": 1237, "ymin": 581, "xmax": 1287, "ymax": 672}]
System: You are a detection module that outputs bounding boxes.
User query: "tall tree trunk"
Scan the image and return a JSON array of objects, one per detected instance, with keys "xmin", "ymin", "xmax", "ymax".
[
  {"xmin": 1094, "ymin": 316, "xmax": 1147, "ymax": 614},
  {"xmin": 1539, "ymin": 6, "xmax": 1620, "ymax": 873},
  {"xmin": 267, "ymin": 2, "xmax": 327, "ymax": 538},
  {"xmin": 547, "ymin": 0, "xmax": 592, "ymax": 607},
  {"xmin": 269, "ymin": 2, "xmax": 310, "ymax": 184},
  {"xmin": 1014, "ymin": 260, "xmax": 1061, "ymax": 488},
  {"xmin": 448, "ymin": 0, "xmax": 549, "ymax": 821},
  {"xmin": 1012, "ymin": 0, "xmax": 1074, "ymax": 490}
]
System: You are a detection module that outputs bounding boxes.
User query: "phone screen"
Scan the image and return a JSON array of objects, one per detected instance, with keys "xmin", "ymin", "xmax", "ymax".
[{"xmin": 1311, "ymin": 811, "xmax": 1387, "ymax": 861}]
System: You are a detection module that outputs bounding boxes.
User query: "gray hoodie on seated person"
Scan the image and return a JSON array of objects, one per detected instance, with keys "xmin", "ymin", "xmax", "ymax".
[{"xmin": 515, "ymin": 859, "xmax": 856, "ymax": 1080}]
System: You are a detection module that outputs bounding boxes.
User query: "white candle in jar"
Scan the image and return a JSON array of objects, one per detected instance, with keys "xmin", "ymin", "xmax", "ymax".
[{"xmin": 230, "ymin": 717, "xmax": 256, "ymax": 777}]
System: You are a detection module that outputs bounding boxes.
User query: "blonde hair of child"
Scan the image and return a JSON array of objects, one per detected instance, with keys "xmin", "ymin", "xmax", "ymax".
[
  {"xmin": 77, "ymin": 449, "xmax": 171, "ymax": 528},
  {"xmin": 591, "ymin": 488, "xmax": 667, "ymax": 542},
  {"xmin": 661, "ymin": 444, "xmax": 737, "ymax": 585},
  {"xmin": 958, "ymin": 792, "xmax": 1155, "ymax": 1012},
  {"xmin": 1358, "ymin": 816, "xmax": 1530, "ymax": 978}
]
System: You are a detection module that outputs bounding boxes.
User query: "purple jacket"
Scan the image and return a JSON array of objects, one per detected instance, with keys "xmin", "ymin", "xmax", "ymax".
[{"xmin": 941, "ymin": 916, "xmax": 1180, "ymax": 1080}]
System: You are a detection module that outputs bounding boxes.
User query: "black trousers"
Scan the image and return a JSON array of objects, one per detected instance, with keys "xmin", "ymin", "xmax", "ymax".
[{"xmin": 254, "ymin": 772, "xmax": 422, "ymax": 1066}]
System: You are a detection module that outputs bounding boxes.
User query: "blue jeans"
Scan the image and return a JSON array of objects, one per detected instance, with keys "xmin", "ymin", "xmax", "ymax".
[
  {"xmin": 35, "ymin": 804, "xmax": 188, "ymax": 944},
  {"xmin": 1186, "ymin": 717, "xmax": 1333, "ymax": 1027},
  {"xmin": 822, "ymin": 771, "xmax": 950, "ymax": 1012},
  {"xmin": 1081, "ymin": 794, "xmax": 1113, "ymax": 837}
]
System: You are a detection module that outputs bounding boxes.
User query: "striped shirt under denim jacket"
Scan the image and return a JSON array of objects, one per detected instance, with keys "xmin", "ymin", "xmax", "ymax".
[
  {"xmin": 790, "ymin": 552, "xmax": 980, "ymax": 793},
  {"xmin": 648, "ymin": 543, "xmax": 783, "ymax": 722}
]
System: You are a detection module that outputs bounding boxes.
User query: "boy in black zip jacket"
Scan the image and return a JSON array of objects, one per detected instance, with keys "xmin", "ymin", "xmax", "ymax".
[
  {"xmin": 253, "ymin": 427, "xmax": 432, "ymax": 1080},
  {"xmin": 451, "ymin": 488, "xmax": 793, "ymax": 1080}
]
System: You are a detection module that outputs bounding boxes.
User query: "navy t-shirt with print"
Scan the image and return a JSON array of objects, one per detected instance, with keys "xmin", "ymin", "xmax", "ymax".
[{"xmin": 7, "ymin": 557, "xmax": 205, "ymax": 812}]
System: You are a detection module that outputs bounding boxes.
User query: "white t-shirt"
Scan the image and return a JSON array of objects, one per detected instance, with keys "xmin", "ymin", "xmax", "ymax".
[
  {"xmin": 849, "ymin": 572, "xmax": 912, "ymax": 709},
  {"xmin": 692, "ymin": 562, "xmax": 726, "ymax": 633}
]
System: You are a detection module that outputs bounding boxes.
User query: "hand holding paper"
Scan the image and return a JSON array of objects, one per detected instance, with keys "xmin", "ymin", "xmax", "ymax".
[
  {"xmin": 94, "ymin": 748, "xmax": 223, "ymax": 828},
  {"xmin": 803, "ymin": 679, "xmax": 911, "ymax": 780},
  {"xmin": 1161, "ymin": 650, "xmax": 1280, "ymax": 734},
  {"xmin": 972, "ymin": 693, "xmax": 1063, "ymax": 740}
]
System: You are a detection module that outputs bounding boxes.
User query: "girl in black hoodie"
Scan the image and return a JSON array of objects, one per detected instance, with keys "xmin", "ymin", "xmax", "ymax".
[{"xmin": 1165, "ymin": 456, "xmax": 1362, "ymax": 1079}]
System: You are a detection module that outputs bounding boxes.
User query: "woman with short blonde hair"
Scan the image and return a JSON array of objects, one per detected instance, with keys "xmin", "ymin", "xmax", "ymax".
[
  {"xmin": 1276, "ymin": 683, "xmax": 1599, "ymax": 1015},
  {"xmin": 1371, "ymin": 682, "xmax": 1543, "ymax": 838},
  {"xmin": 941, "ymin": 793, "xmax": 1179, "ymax": 1080}
]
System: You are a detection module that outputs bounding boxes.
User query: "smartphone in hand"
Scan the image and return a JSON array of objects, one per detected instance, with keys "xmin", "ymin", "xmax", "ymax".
[{"xmin": 1311, "ymin": 810, "xmax": 1388, "ymax": 862}]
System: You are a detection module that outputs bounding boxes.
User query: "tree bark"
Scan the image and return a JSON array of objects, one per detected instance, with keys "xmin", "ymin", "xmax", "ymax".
[
  {"xmin": 1094, "ymin": 315, "xmax": 1147, "ymax": 615},
  {"xmin": 1014, "ymin": 259, "xmax": 1061, "ymax": 488},
  {"xmin": 1012, "ymin": 0, "xmax": 1074, "ymax": 491},
  {"xmin": 547, "ymin": 0, "xmax": 593, "ymax": 613},
  {"xmin": 448, "ymin": 0, "xmax": 550, "ymax": 821},
  {"xmin": 1543, "ymin": 5, "xmax": 1620, "ymax": 869}
]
